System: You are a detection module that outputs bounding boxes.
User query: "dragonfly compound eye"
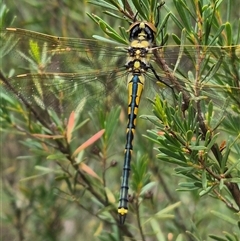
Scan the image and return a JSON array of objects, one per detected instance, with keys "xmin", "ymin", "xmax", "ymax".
[{"xmin": 129, "ymin": 22, "xmax": 156, "ymax": 43}]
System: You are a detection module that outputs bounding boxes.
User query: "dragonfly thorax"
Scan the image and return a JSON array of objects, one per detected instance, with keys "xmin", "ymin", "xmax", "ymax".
[
  {"xmin": 125, "ymin": 46, "xmax": 151, "ymax": 74},
  {"xmin": 128, "ymin": 47, "xmax": 148, "ymax": 57},
  {"xmin": 127, "ymin": 47, "xmax": 150, "ymax": 66}
]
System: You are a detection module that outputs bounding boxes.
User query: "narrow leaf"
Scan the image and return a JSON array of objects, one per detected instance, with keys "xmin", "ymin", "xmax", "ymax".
[
  {"xmin": 211, "ymin": 210, "xmax": 237, "ymax": 225},
  {"xmin": 66, "ymin": 111, "xmax": 75, "ymax": 143},
  {"xmin": 32, "ymin": 133, "xmax": 63, "ymax": 139},
  {"xmin": 72, "ymin": 129, "xmax": 105, "ymax": 157},
  {"xmin": 79, "ymin": 162, "xmax": 102, "ymax": 182}
]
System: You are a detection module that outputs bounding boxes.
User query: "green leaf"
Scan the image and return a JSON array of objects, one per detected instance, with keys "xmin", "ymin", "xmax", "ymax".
[
  {"xmin": 185, "ymin": 231, "xmax": 201, "ymax": 241},
  {"xmin": 225, "ymin": 22, "xmax": 232, "ymax": 45},
  {"xmin": 208, "ymin": 24, "xmax": 225, "ymax": 46},
  {"xmin": 201, "ymin": 169, "xmax": 207, "ymax": 190},
  {"xmin": 223, "ymin": 232, "xmax": 239, "ymax": 241},
  {"xmin": 209, "ymin": 235, "xmax": 227, "ymax": 241},
  {"xmin": 146, "ymin": 202, "xmax": 181, "ymax": 222},
  {"xmin": 199, "ymin": 186, "xmax": 214, "ymax": 196},
  {"xmin": 219, "ymin": 178, "xmax": 224, "ymax": 190},
  {"xmin": 173, "ymin": 28, "xmax": 186, "ymax": 72},
  {"xmin": 206, "ymin": 132, "xmax": 220, "ymax": 151},
  {"xmin": 211, "ymin": 210, "xmax": 237, "ymax": 225},
  {"xmin": 176, "ymin": 234, "xmax": 184, "ymax": 241},
  {"xmin": 132, "ymin": 0, "xmax": 148, "ymax": 20},
  {"xmin": 29, "ymin": 39, "xmax": 41, "ymax": 63},
  {"xmin": 225, "ymin": 178, "xmax": 240, "ymax": 183},
  {"xmin": 149, "ymin": 218, "xmax": 166, "ymax": 241},
  {"xmin": 178, "ymin": 182, "xmax": 199, "ymax": 191},
  {"xmin": 88, "ymin": 13, "xmax": 128, "ymax": 44},
  {"xmin": 140, "ymin": 181, "xmax": 157, "ymax": 196},
  {"xmin": 173, "ymin": 0, "xmax": 192, "ymax": 32},
  {"xmin": 47, "ymin": 153, "xmax": 67, "ymax": 160},
  {"xmin": 189, "ymin": 145, "xmax": 207, "ymax": 151},
  {"xmin": 88, "ymin": 0, "xmax": 120, "ymax": 10}
]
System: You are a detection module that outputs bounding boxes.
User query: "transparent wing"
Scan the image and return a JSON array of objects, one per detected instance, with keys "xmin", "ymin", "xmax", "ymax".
[{"xmin": 0, "ymin": 28, "xmax": 128, "ymax": 116}]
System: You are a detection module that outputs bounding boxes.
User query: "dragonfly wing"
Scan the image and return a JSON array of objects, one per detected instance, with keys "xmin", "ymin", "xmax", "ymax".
[{"xmin": 0, "ymin": 28, "xmax": 128, "ymax": 116}]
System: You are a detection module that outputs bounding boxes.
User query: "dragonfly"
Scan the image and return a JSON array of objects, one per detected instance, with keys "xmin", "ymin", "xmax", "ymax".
[{"xmin": 0, "ymin": 21, "xmax": 240, "ymax": 225}]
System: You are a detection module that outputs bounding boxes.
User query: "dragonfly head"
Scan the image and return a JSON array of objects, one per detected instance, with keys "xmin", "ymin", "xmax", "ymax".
[{"xmin": 128, "ymin": 21, "xmax": 156, "ymax": 46}]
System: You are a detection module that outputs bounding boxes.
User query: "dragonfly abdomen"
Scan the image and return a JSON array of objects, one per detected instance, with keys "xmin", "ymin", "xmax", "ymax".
[{"xmin": 118, "ymin": 73, "xmax": 145, "ymax": 224}]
